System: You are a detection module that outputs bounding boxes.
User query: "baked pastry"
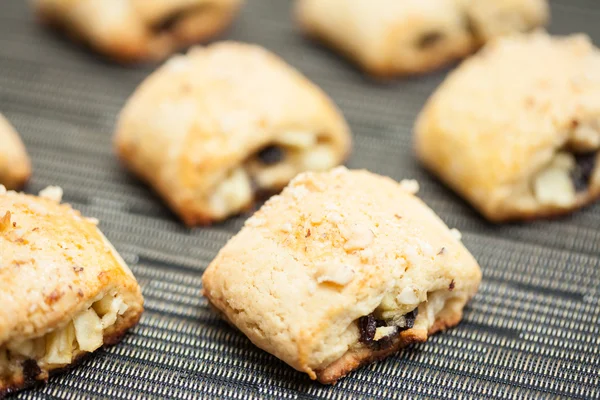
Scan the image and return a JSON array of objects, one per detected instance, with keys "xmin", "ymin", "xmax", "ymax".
[
  {"xmin": 0, "ymin": 186, "xmax": 144, "ymax": 395},
  {"xmin": 202, "ymin": 167, "xmax": 481, "ymax": 383},
  {"xmin": 0, "ymin": 114, "xmax": 31, "ymax": 190},
  {"xmin": 466, "ymin": 0, "xmax": 550, "ymax": 43},
  {"xmin": 415, "ymin": 32, "xmax": 600, "ymax": 222},
  {"xmin": 33, "ymin": 0, "xmax": 244, "ymax": 63},
  {"xmin": 115, "ymin": 42, "xmax": 351, "ymax": 225},
  {"xmin": 295, "ymin": 0, "xmax": 549, "ymax": 77}
]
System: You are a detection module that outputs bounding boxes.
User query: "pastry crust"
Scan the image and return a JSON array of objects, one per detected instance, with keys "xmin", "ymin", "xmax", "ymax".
[
  {"xmin": 296, "ymin": 0, "xmax": 549, "ymax": 78},
  {"xmin": 0, "ymin": 186, "xmax": 144, "ymax": 396},
  {"xmin": 415, "ymin": 32, "xmax": 600, "ymax": 222},
  {"xmin": 202, "ymin": 167, "xmax": 481, "ymax": 383},
  {"xmin": 115, "ymin": 42, "xmax": 351, "ymax": 225},
  {"xmin": 0, "ymin": 114, "xmax": 31, "ymax": 190},
  {"xmin": 33, "ymin": 0, "xmax": 244, "ymax": 63}
]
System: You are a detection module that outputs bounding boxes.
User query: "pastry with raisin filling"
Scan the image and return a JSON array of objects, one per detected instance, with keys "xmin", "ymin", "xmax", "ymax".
[
  {"xmin": 33, "ymin": 0, "xmax": 244, "ymax": 62},
  {"xmin": 115, "ymin": 42, "xmax": 351, "ymax": 225},
  {"xmin": 0, "ymin": 186, "xmax": 144, "ymax": 395},
  {"xmin": 295, "ymin": 0, "xmax": 549, "ymax": 77},
  {"xmin": 416, "ymin": 32, "xmax": 600, "ymax": 221},
  {"xmin": 202, "ymin": 167, "xmax": 481, "ymax": 383}
]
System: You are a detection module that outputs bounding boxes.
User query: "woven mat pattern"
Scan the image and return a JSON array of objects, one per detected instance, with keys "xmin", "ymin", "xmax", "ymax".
[{"xmin": 1, "ymin": 0, "xmax": 599, "ymax": 398}]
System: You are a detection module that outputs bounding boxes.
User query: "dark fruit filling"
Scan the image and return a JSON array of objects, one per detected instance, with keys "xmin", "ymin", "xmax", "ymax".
[
  {"xmin": 358, "ymin": 309, "xmax": 418, "ymax": 350},
  {"xmin": 257, "ymin": 145, "xmax": 285, "ymax": 165},
  {"xmin": 358, "ymin": 314, "xmax": 378, "ymax": 344},
  {"xmin": 152, "ymin": 8, "xmax": 196, "ymax": 33},
  {"xmin": 21, "ymin": 359, "xmax": 42, "ymax": 387},
  {"xmin": 417, "ymin": 31, "xmax": 444, "ymax": 49},
  {"xmin": 571, "ymin": 152, "xmax": 597, "ymax": 192},
  {"xmin": 403, "ymin": 309, "xmax": 418, "ymax": 328}
]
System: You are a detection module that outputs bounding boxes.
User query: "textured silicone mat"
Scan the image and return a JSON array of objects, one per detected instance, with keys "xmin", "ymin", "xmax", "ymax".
[{"xmin": 1, "ymin": 0, "xmax": 599, "ymax": 399}]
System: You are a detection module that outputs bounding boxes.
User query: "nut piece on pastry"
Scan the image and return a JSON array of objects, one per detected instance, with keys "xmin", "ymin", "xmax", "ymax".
[
  {"xmin": 415, "ymin": 32, "xmax": 600, "ymax": 222},
  {"xmin": 32, "ymin": 0, "xmax": 244, "ymax": 63},
  {"xmin": 202, "ymin": 167, "xmax": 481, "ymax": 383},
  {"xmin": 0, "ymin": 114, "xmax": 31, "ymax": 190},
  {"xmin": 295, "ymin": 0, "xmax": 549, "ymax": 78},
  {"xmin": 0, "ymin": 186, "xmax": 144, "ymax": 395},
  {"xmin": 114, "ymin": 42, "xmax": 351, "ymax": 225}
]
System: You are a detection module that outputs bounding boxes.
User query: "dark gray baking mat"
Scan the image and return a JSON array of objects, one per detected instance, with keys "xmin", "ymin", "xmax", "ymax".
[{"xmin": 1, "ymin": 0, "xmax": 599, "ymax": 398}]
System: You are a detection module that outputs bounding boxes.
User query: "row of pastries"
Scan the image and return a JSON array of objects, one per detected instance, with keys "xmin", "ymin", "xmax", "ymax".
[{"xmin": 2, "ymin": 0, "xmax": 599, "ymax": 395}]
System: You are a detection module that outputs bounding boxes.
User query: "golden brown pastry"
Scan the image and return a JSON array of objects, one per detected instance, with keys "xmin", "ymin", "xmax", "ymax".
[
  {"xmin": 296, "ymin": 0, "xmax": 549, "ymax": 77},
  {"xmin": 33, "ymin": 0, "xmax": 244, "ymax": 62},
  {"xmin": 115, "ymin": 42, "xmax": 351, "ymax": 225},
  {"xmin": 0, "ymin": 114, "xmax": 31, "ymax": 190},
  {"xmin": 203, "ymin": 167, "xmax": 481, "ymax": 383},
  {"xmin": 0, "ymin": 186, "xmax": 144, "ymax": 395},
  {"xmin": 415, "ymin": 32, "xmax": 600, "ymax": 222}
]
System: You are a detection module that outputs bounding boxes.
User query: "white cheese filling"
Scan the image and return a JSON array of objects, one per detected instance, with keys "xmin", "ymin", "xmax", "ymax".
[
  {"xmin": 0, "ymin": 293, "xmax": 129, "ymax": 378},
  {"xmin": 209, "ymin": 131, "xmax": 337, "ymax": 217},
  {"xmin": 365, "ymin": 289, "xmax": 460, "ymax": 343},
  {"xmin": 209, "ymin": 167, "xmax": 253, "ymax": 219},
  {"xmin": 531, "ymin": 120, "xmax": 600, "ymax": 208},
  {"xmin": 533, "ymin": 152, "xmax": 577, "ymax": 207}
]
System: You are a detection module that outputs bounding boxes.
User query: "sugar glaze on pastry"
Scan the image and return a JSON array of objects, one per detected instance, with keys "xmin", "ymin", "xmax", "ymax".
[{"xmin": 202, "ymin": 167, "xmax": 481, "ymax": 383}]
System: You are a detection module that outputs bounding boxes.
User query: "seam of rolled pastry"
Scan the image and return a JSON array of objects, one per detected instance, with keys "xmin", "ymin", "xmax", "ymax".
[
  {"xmin": 33, "ymin": 0, "xmax": 244, "ymax": 63},
  {"xmin": 114, "ymin": 42, "xmax": 351, "ymax": 225},
  {"xmin": 415, "ymin": 32, "xmax": 600, "ymax": 221},
  {"xmin": 202, "ymin": 167, "xmax": 481, "ymax": 383}
]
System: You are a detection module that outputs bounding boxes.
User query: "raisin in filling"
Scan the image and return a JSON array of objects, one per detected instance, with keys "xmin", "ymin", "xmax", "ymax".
[
  {"xmin": 571, "ymin": 152, "xmax": 597, "ymax": 192},
  {"xmin": 358, "ymin": 314, "xmax": 378, "ymax": 344},
  {"xmin": 358, "ymin": 309, "xmax": 418, "ymax": 350},
  {"xmin": 417, "ymin": 31, "xmax": 444, "ymax": 49},
  {"xmin": 21, "ymin": 359, "xmax": 42, "ymax": 388},
  {"xmin": 257, "ymin": 145, "xmax": 285, "ymax": 165}
]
